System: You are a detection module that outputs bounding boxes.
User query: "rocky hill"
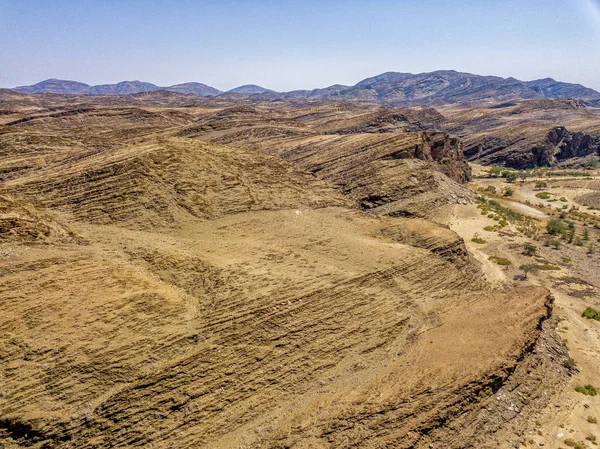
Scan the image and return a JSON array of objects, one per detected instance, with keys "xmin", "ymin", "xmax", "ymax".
[
  {"xmin": 0, "ymin": 93, "xmax": 565, "ymax": 448},
  {"xmin": 443, "ymin": 99, "xmax": 600, "ymax": 168}
]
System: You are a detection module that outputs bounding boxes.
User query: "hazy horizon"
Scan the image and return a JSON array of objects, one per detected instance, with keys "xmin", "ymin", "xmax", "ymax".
[{"xmin": 2, "ymin": 0, "xmax": 600, "ymax": 91}]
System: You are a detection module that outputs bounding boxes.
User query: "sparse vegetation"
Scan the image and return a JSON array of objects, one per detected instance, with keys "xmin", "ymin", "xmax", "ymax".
[
  {"xmin": 588, "ymin": 416, "xmax": 598, "ymax": 424},
  {"xmin": 489, "ymin": 165, "xmax": 504, "ymax": 177},
  {"xmin": 546, "ymin": 218, "xmax": 566, "ymax": 235},
  {"xmin": 490, "ymin": 256, "xmax": 511, "ymax": 266},
  {"xmin": 575, "ymin": 384, "xmax": 598, "ymax": 396},
  {"xmin": 540, "ymin": 263, "xmax": 561, "ymax": 271},
  {"xmin": 505, "ymin": 171, "xmax": 517, "ymax": 183},
  {"xmin": 534, "ymin": 181, "xmax": 548, "ymax": 190},
  {"xmin": 523, "ymin": 242, "xmax": 537, "ymax": 256},
  {"xmin": 536, "ymin": 192, "xmax": 551, "ymax": 199},
  {"xmin": 563, "ymin": 357, "xmax": 577, "ymax": 370},
  {"xmin": 519, "ymin": 264, "xmax": 534, "ymax": 279},
  {"xmin": 471, "ymin": 234, "xmax": 487, "ymax": 244},
  {"xmin": 582, "ymin": 307, "xmax": 600, "ymax": 321},
  {"xmin": 565, "ymin": 438, "xmax": 587, "ymax": 449}
]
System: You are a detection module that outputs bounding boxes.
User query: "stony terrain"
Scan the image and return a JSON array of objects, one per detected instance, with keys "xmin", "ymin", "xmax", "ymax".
[
  {"xmin": 442, "ymin": 100, "xmax": 600, "ymax": 168},
  {"xmin": 0, "ymin": 92, "xmax": 583, "ymax": 448}
]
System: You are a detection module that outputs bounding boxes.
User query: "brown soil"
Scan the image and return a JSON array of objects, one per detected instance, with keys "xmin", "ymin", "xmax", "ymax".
[{"xmin": 0, "ymin": 94, "xmax": 572, "ymax": 448}]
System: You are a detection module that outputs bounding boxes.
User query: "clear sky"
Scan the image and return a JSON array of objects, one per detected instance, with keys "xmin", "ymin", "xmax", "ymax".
[{"xmin": 1, "ymin": 0, "xmax": 599, "ymax": 91}]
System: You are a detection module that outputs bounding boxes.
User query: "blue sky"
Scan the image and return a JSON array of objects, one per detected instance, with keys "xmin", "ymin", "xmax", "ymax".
[{"xmin": 1, "ymin": 0, "xmax": 599, "ymax": 91}]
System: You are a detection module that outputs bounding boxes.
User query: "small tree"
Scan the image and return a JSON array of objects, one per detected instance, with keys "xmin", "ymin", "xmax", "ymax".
[
  {"xmin": 519, "ymin": 264, "xmax": 534, "ymax": 280},
  {"xmin": 505, "ymin": 171, "xmax": 517, "ymax": 183},
  {"xmin": 535, "ymin": 181, "xmax": 548, "ymax": 190}
]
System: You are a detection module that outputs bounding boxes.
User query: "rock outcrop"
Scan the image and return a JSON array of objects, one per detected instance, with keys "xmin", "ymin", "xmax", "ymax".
[{"xmin": 532, "ymin": 126, "xmax": 600, "ymax": 166}]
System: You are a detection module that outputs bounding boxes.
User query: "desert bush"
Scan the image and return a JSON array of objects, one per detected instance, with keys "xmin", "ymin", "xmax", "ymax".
[
  {"xmin": 582, "ymin": 307, "xmax": 600, "ymax": 321},
  {"xmin": 536, "ymin": 192, "xmax": 551, "ymax": 199},
  {"xmin": 490, "ymin": 256, "xmax": 511, "ymax": 266},
  {"xmin": 519, "ymin": 264, "xmax": 534, "ymax": 279},
  {"xmin": 575, "ymin": 384, "xmax": 598, "ymax": 396},
  {"xmin": 540, "ymin": 263, "xmax": 561, "ymax": 270},
  {"xmin": 523, "ymin": 242, "xmax": 537, "ymax": 256},
  {"xmin": 471, "ymin": 234, "xmax": 487, "ymax": 244},
  {"xmin": 564, "ymin": 438, "xmax": 587, "ymax": 449},
  {"xmin": 546, "ymin": 219, "xmax": 565, "ymax": 235},
  {"xmin": 535, "ymin": 181, "xmax": 548, "ymax": 189},
  {"xmin": 484, "ymin": 185, "xmax": 496, "ymax": 194},
  {"xmin": 588, "ymin": 416, "xmax": 598, "ymax": 424},
  {"xmin": 489, "ymin": 165, "xmax": 504, "ymax": 177},
  {"xmin": 563, "ymin": 357, "xmax": 577, "ymax": 370}
]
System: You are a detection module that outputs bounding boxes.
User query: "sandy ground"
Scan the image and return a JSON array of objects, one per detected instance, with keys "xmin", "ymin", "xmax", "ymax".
[{"xmin": 451, "ymin": 174, "xmax": 600, "ymax": 449}]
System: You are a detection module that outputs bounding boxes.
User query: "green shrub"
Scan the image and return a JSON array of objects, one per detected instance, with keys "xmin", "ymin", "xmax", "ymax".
[
  {"xmin": 588, "ymin": 416, "xmax": 598, "ymax": 424},
  {"xmin": 483, "ymin": 225, "xmax": 496, "ymax": 232},
  {"xmin": 540, "ymin": 264, "xmax": 561, "ymax": 271},
  {"xmin": 490, "ymin": 256, "xmax": 511, "ymax": 266},
  {"xmin": 536, "ymin": 192, "xmax": 552, "ymax": 199},
  {"xmin": 471, "ymin": 235, "xmax": 487, "ymax": 244},
  {"xmin": 560, "ymin": 197, "xmax": 568, "ymax": 202},
  {"xmin": 563, "ymin": 357, "xmax": 577, "ymax": 369},
  {"xmin": 582, "ymin": 307, "xmax": 600, "ymax": 321},
  {"xmin": 565, "ymin": 439, "xmax": 587, "ymax": 449},
  {"xmin": 586, "ymin": 434, "xmax": 597, "ymax": 443},
  {"xmin": 484, "ymin": 185, "xmax": 497, "ymax": 194},
  {"xmin": 575, "ymin": 384, "xmax": 598, "ymax": 396},
  {"xmin": 523, "ymin": 243, "xmax": 537, "ymax": 256},
  {"xmin": 505, "ymin": 171, "xmax": 517, "ymax": 183},
  {"xmin": 490, "ymin": 165, "xmax": 504, "ymax": 177},
  {"xmin": 535, "ymin": 181, "xmax": 548, "ymax": 189},
  {"xmin": 547, "ymin": 219, "xmax": 566, "ymax": 235}
]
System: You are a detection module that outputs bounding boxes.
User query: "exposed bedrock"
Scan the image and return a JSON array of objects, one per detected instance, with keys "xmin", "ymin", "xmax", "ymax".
[{"xmin": 531, "ymin": 126, "xmax": 600, "ymax": 167}]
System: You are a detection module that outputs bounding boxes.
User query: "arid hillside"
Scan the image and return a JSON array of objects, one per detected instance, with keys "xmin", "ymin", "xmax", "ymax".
[
  {"xmin": 0, "ymin": 93, "xmax": 570, "ymax": 448},
  {"xmin": 442, "ymin": 99, "xmax": 600, "ymax": 168}
]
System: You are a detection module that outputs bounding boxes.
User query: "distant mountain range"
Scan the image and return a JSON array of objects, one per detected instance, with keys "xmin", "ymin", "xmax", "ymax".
[
  {"xmin": 9, "ymin": 71, "xmax": 600, "ymax": 105},
  {"xmin": 11, "ymin": 79, "xmax": 222, "ymax": 96}
]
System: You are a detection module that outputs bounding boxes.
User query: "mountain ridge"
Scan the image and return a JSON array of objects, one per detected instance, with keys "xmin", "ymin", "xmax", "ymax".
[{"xmin": 8, "ymin": 71, "xmax": 600, "ymax": 105}]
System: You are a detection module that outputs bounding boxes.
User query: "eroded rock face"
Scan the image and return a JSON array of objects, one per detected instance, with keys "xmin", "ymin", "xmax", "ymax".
[
  {"xmin": 532, "ymin": 126, "xmax": 600, "ymax": 166},
  {"xmin": 415, "ymin": 132, "xmax": 472, "ymax": 183}
]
